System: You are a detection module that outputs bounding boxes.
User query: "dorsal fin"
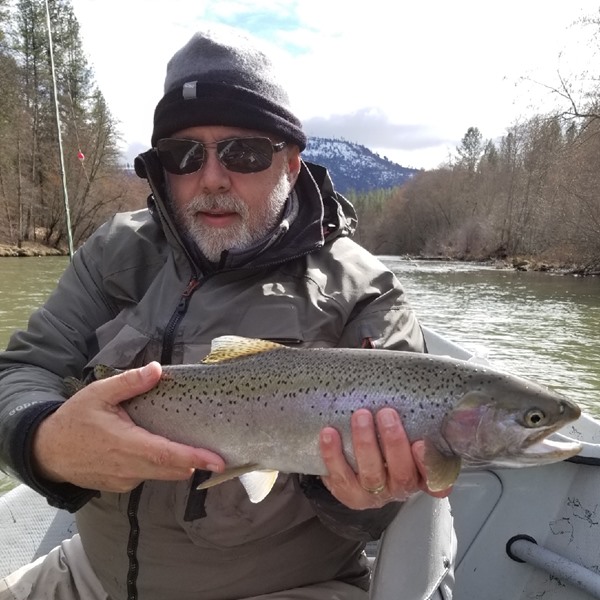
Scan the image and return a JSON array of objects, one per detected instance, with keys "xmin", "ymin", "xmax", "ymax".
[{"xmin": 202, "ymin": 336, "xmax": 284, "ymax": 364}]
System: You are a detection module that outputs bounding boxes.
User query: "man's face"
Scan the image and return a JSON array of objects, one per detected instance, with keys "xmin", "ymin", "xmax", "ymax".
[{"xmin": 163, "ymin": 125, "xmax": 301, "ymax": 261}]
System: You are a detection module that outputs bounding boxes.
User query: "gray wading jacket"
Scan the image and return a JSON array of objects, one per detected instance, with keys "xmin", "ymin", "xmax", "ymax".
[{"xmin": 0, "ymin": 152, "xmax": 425, "ymax": 600}]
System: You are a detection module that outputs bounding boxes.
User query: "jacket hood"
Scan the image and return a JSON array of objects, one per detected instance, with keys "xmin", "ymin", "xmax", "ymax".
[{"xmin": 133, "ymin": 149, "xmax": 357, "ymax": 273}]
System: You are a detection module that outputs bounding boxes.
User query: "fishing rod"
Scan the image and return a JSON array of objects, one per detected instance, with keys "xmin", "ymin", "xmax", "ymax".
[{"xmin": 44, "ymin": 0, "xmax": 74, "ymax": 260}]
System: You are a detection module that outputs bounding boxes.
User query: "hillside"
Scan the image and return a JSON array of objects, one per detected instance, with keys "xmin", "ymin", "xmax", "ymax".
[{"xmin": 302, "ymin": 137, "xmax": 419, "ymax": 194}]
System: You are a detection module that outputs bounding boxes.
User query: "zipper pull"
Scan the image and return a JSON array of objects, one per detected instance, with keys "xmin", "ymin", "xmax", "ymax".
[{"xmin": 176, "ymin": 277, "xmax": 200, "ymax": 313}]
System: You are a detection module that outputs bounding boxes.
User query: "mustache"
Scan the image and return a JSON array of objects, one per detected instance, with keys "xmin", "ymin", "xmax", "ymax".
[{"xmin": 185, "ymin": 194, "xmax": 249, "ymax": 217}]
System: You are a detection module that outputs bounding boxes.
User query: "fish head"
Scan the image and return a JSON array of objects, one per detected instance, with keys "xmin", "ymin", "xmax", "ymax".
[{"xmin": 440, "ymin": 374, "xmax": 582, "ymax": 468}]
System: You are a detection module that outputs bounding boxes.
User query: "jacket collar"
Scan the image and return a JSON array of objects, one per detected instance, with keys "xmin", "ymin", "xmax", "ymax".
[{"xmin": 134, "ymin": 149, "xmax": 356, "ymax": 274}]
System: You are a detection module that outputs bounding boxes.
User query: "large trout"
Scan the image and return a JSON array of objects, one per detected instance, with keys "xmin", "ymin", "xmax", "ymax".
[{"xmin": 85, "ymin": 336, "xmax": 582, "ymax": 502}]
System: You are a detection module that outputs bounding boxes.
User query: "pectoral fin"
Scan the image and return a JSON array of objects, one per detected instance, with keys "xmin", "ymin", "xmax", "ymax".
[
  {"xmin": 422, "ymin": 441, "xmax": 462, "ymax": 492},
  {"xmin": 196, "ymin": 465, "xmax": 280, "ymax": 503}
]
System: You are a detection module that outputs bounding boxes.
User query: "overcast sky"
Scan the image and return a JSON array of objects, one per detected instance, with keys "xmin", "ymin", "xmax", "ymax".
[{"xmin": 70, "ymin": 1, "xmax": 596, "ymax": 170}]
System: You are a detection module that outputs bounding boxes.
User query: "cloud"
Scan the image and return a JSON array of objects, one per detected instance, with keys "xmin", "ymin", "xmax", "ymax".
[
  {"xmin": 303, "ymin": 107, "xmax": 451, "ymax": 151},
  {"xmin": 71, "ymin": 0, "xmax": 596, "ymax": 171}
]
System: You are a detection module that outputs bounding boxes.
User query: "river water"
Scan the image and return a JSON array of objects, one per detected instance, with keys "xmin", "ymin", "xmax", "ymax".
[{"xmin": 1, "ymin": 255, "xmax": 599, "ymax": 493}]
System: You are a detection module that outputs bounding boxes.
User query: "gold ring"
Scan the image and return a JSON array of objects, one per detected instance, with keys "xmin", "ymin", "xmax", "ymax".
[{"xmin": 363, "ymin": 482, "xmax": 386, "ymax": 495}]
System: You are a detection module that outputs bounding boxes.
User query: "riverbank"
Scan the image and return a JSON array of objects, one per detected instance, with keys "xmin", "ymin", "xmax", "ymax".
[
  {"xmin": 408, "ymin": 254, "xmax": 600, "ymax": 277},
  {"xmin": 0, "ymin": 242, "xmax": 67, "ymax": 257},
  {"xmin": 1, "ymin": 242, "xmax": 599, "ymax": 276}
]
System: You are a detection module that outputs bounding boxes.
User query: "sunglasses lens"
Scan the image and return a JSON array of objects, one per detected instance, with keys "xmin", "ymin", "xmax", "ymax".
[
  {"xmin": 217, "ymin": 138, "xmax": 274, "ymax": 173},
  {"xmin": 156, "ymin": 139, "xmax": 204, "ymax": 175},
  {"xmin": 156, "ymin": 137, "xmax": 282, "ymax": 175}
]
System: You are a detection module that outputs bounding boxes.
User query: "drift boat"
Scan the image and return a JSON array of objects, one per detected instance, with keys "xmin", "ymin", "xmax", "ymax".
[{"xmin": 1, "ymin": 327, "xmax": 600, "ymax": 599}]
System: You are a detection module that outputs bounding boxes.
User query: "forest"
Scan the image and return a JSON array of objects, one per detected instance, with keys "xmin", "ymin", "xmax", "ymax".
[
  {"xmin": 0, "ymin": 0, "xmax": 146, "ymax": 254},
  {"xmin": 349, "ymin": 116, "xmax": 600, "ymax": 272},
  {"xmin": 0, "ymin": 0, "xmax": 599, "ymax": 272},
  {"xmin": 349, "ymin": 10, "xmax": 600, "ymax": 272}
]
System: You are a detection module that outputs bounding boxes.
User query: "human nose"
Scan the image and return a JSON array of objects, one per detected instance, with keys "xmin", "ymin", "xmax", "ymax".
[{"xmin": 196, "ymin": 147, "xmax": 231, "ymax": 193}]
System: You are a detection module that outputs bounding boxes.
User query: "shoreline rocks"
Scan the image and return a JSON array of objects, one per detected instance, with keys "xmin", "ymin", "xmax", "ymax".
[{"xmin": 0, "ymin": 243, "xmax": 67, "ymax": 257}]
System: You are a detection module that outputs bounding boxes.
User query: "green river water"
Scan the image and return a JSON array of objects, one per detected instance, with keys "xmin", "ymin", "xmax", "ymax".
[{"xmin": 1, "ymin": 255, "xmax": 599, "ymax": 493}]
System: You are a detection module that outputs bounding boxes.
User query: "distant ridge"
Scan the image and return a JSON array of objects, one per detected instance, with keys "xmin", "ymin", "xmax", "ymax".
[{"xmin": 302, "ymin": 137, "xmax": 419, "ymax": 194}]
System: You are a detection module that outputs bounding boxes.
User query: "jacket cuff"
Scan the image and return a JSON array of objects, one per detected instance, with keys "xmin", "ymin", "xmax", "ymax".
[
  {"xmin": 7, "ymin": 401, "xmax": 99, "ymax": 512},
  {"xmin": 299, "ymin": 475, "xmax": 402, "ymax": 541}
]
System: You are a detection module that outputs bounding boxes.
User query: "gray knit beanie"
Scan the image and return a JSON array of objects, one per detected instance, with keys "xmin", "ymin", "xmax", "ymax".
[{"xmin": 152, "ymin": 26, "xmax": 306, "ymax": 150}]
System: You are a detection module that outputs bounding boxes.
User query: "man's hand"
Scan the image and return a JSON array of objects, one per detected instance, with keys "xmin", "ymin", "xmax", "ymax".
[
  {"xmin": 32, "ymin": 362, "xmax": 225, "ymax": 492},
  {"xmin": 319, "ymin": 408, "xmax": 452, "ymax": 509}
]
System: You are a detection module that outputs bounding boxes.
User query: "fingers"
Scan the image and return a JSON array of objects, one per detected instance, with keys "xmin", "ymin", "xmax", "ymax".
[
  {"xmin": 32, "ymin": 362, "xmax": 226, "ymax": 492},
  {"xmin": 319, "ymin": 410, "xmax": 407, "ymax": 509},
  {"xmin": 124, "ymin": 426, "xmax": 225, "ymax": 479},
  {"xmin": 352, "ymin": 410, "xmax": 387, "ymax": 494},
  {"xmin": 319, "ymin": 427, "xmax": 356, "ymax": 493},
  {"xmin": 320, "ymin": 408, "xmax": 452, "ymax": 509},
  {"xmin": 376, "ymin": 409, "xmax": 420, "ymax": 499}
]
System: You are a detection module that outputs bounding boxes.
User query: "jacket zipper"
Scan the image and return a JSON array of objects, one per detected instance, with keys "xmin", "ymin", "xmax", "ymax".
[
  {"xmin": 160, "ymin": 277, "xmax": 202, "ymax": 364},
  {"xmin": 159, "ymin": 240, "xmax": 323, "ymax": 364}
]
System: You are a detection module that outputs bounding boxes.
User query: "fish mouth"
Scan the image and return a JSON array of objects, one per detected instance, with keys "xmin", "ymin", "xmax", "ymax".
[
  {"xmin": 463, "ymin": 431, "xmax": 583, "ymax": 469},
  {"xmin": 519, "ymin": 436, "xmax": 583, "ymax": 464}
]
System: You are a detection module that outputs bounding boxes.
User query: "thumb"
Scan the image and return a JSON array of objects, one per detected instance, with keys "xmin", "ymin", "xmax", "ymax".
[{"xmin": 90, "ymin": 362, "xmax": 162, "ymax": 406}]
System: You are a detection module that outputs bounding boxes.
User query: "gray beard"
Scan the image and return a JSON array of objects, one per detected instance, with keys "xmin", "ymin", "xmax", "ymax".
[{"xmin": 168, "ymin": 171, "xmax": 291, "ymax": 262}]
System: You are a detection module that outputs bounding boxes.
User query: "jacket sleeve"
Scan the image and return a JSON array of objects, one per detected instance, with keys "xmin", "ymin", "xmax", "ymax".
[
  {"xmin": 0, "ymin": 226, "xmax": 123, "ymax": 511},
  {"xmin": 301, "ymin": 251, "xmax": 426, "ymax": 540}
]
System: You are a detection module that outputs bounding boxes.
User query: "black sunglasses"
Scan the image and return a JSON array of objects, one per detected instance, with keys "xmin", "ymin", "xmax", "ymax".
[{"xmin": 155, "ymin": 137, "xmax": 287, "ymax": 175}]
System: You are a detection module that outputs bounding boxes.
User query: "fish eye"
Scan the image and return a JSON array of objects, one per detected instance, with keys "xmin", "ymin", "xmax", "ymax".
[{"xmin": 524, "ymin": 408, "xmax": 546, "ymax": 427}]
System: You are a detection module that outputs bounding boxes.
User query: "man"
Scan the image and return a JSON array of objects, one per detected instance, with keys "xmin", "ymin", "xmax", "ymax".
[{"xmin": 0, "ymin": 25, "xmax": 449, "ymax": 600}]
